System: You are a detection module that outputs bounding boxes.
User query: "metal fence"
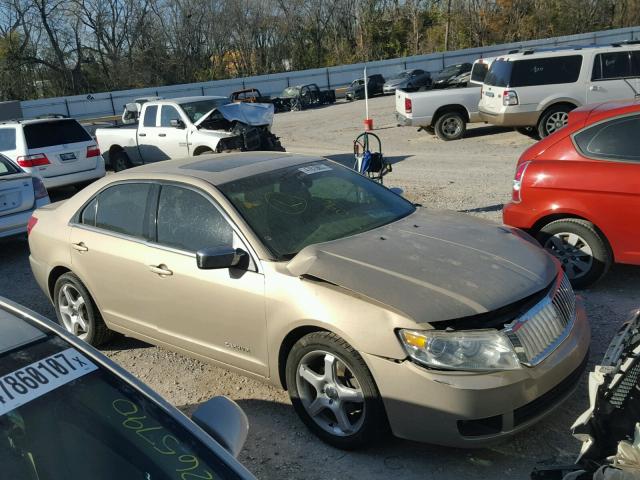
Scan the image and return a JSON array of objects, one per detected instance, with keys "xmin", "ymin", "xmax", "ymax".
[{"xmin": 20, "ymin": 26, "xmax": 640, "ymax": 120}]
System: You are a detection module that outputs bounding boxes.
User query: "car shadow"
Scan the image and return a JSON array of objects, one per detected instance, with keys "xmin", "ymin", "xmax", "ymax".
[
  {"xmin": 463, "ymin": 125, "xmax": 516, "ymax": 138},
  {"xmin": 324, "ymin": 153, "xmax": 413, "ymax": 168}
]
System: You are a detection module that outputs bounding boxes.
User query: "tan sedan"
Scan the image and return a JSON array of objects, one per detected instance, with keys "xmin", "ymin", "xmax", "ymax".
[{"xmin": 28, "ymin": 152, "xmax": 590, "ymax": 449}]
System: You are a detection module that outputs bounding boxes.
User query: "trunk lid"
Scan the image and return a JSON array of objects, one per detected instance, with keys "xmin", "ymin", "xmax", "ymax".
[
  {"xmin": 0, "ymin": 172, "xmax": 34, "ymax": 216},
  {"xmin": 287, "ymin": 209, "xmax": 557, "ymax": 324}
]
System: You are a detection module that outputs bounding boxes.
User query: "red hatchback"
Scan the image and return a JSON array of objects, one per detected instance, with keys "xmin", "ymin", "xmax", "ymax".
[{"xmin": 503, "ymin": 99, "xmax": 640, "ymax": 288}]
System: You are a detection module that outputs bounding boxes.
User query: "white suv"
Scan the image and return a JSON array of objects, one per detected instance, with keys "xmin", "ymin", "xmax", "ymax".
[
  {"xmin": 0, "ymin": 117, "xmax": 105, "ymax": 189},
  {"xmin": 479, "ymin": 43, "xmax": 640, "ymax": 137}
]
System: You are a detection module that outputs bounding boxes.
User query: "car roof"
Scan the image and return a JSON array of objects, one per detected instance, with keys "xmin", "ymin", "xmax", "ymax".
[
  {"xmin": 580, "ymin": 98, "xmax": 640, "ymax": 123},
  {"xmin": 0, "ymin": 117, "xmax": 77, "ymax": 126},
  {"xmin": 0, "ymin": 307, "xmax": 47, "ymax": 355},
  {"xmin": 496, "ymin": 43, "xmax": 640, "ymax": 61},
  {"xmin": 120, "ymin": 152, "xmax": 325, "ymax": 186}
]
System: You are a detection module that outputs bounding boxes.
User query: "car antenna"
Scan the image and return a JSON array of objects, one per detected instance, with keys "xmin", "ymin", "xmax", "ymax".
[{"xmin": 623, "ymin": 78, "xmax": 640, "ymax": 98}]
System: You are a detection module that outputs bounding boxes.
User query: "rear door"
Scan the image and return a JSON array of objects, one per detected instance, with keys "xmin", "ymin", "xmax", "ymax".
[
  {"xmin": 136, "ymin": 105, "xmax": 164, "ymax": 163},
  {"xmin": 23, "ymin": 119, "xmax": 98, "ymax": 180},
  {"xmin": 588, "ymin": 50, "xmax": 639, "ymax": 103},
  {"xmin": 0, "ymin": 155, "xmax": 34, "ymax": 217}
]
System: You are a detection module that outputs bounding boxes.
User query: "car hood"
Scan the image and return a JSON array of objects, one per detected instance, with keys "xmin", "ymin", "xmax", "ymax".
[
  {"xmin": 195, "ymin": 102, "xmax": 274, "ymax": 128},
  {"xmin": 287, "ymin": 209, "xmax": 557, "ymax": 324}
]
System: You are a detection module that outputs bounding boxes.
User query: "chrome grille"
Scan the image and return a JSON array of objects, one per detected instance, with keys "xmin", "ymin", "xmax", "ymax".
[{"xmin": 504, "ymin": 274, "xmax": 576, "ymax": 366}]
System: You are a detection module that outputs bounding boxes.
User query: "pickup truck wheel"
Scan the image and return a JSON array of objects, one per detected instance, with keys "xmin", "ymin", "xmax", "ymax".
[
  {"xmin": 434, "ymin": 112, "xmax": 466, "ymax": 141},
  {"xmin": 112, "ymin": 150, "xmax": 132, "ymax": 172},
  {"xmin": 536, "ymin": 218, "xmax": 612, "ymax": 289}
]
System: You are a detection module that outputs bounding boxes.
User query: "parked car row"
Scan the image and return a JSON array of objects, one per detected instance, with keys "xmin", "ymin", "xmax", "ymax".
[{"xmin": 397, "ymin": 42, "xmax": 640, "ymax": 140}]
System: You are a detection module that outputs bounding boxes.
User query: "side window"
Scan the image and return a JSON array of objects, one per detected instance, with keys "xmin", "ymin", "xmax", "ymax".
[
  {"xmin": 592, "ymin": 52, "xmax": 631, "ymax": 80},
  {"xmin": 631, "ymin": 51, "xmax": 640, "ymax": 76},
  {"xmin": 156, "ymin": 185, "xmax": 233, "ymax": 252},
  {"xmin": 95, "ymin": 183, "xmax": 153, "ymax": 238},
  {"xmin": 511, "ymin": 55, "xmax": 582, "ymax": 86},
  {"xmin": 0, "ymin": 128, "xmax": 16, "ymax": 151},
  {"xmin": 142, "ymin": 106, "xmax": 158, "ymax": 127},
  {"xmin": 574, "ymin": 114, "xmax": 640, "ymax": 162},
  {"xmin": 160, "ymin": 106, "xmax": 181, "ymax": 127},
  {"xmin": 80, "ymin": 197, "xmax": 98, "ymax": 226}
]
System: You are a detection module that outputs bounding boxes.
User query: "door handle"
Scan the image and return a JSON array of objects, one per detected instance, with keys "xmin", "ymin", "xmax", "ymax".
[
  {"xmin": 139, "ymin": 133, "xmax": 147, "ymax": 137},
  {"xmin": 71, "ymin": 242, "xmax": 88, "ymax": 252},
  {"xmin": 589, "ymin": 85, "xmax": 601, "ymax": 91},
  {"xmin": 149, "ymin": 264, "xmax": 173, "ymax": 276},
  {"xmin": 158, "ymin": 133, "xmax": 166, "ymax": 137}
]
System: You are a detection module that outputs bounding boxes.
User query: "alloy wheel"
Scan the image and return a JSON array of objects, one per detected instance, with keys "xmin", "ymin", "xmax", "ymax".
[
  {"xmin": 545, "ymin": 111, "xmax": 569, "ymax": 135},
  {"xmin": 296, "ymin": 350, "xmax": 366, "ymax": 437},
  {"xmin": 544, "ymin": 232, "xmax": 594, "ymax": 280},
  {"xmin": 441, "ymin": 117, "xmax": 463, "ymax": 138},
  {"xmin": 57, "ymin": 283, "xmax": 90, "ymax": 339}
]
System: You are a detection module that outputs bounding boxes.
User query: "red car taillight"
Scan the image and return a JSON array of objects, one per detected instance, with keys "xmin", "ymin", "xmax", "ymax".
[
  {"xmin": 512, "ymin": 161, "xmax": 531, "ymax": 203},
  {"xmin": 27, "ymin": 216, "xmax": 38, "ymax": 236},
  {"xmin": 87, "ymin": 145, "xmax": 100, "ymax": 158},
  {"xmin": 17, "ymin": 153, "xmax": 50, "ymax": 167},
  {"xmin": 32, "ymin": 176, "xmax": 48, "ymax": 200},
  {"xmin": 405, "ymin": 98, "xmax": 412, "ymax": 113}
]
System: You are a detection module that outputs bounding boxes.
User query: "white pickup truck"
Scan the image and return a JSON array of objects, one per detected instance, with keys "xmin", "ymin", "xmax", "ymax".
[
  {"xmin": 394, "ymin": 57, "xmax": 494, "ymax": 140},
  {"xmin": 96, "ymin": 96, "xmax": 284, "ymax": 171}
]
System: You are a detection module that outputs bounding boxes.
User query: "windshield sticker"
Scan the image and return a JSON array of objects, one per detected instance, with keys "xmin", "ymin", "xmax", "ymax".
[
  {"xmin": 0, "ymin": 347, "xmax": 98, "ymax": 416},
  {"xmin": 298, "ymin": 164, "xmax": 332, "ymax": 175}
]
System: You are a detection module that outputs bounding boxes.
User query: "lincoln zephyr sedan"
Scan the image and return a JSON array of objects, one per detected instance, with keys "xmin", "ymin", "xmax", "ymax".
[{"xmin": 28, "ymin": 152, "xmax": 590, "ymax": 449}]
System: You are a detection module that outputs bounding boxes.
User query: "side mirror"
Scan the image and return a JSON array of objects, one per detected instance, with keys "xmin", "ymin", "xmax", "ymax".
[
  {"xmin": 170, "ymin": 119, "xmax": 185, "ymax": 129},
  {"xmin": 196, "ymin": 246, "xmax": 247, "ymax": 270},
  {"xmin": 191, "ymin": 396, "xmax": 249, "ymax": 458}
]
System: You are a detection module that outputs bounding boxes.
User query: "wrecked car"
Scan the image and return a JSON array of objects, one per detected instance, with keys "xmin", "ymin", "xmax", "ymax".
[
  {"xmin": 532, "ymin": 310, "xmax": 640, "ymax": 480},
  {"xmin": 30, "ymin": 153, "xmax": 590, "ymax": 450},
  {"xmin": 230, "ymin": 88, "xmax": 272, "ymax": 104},
  {"xmin": 96, "ymin": 96, "xmax": 284, "ymax": 171},
  {"xmin": 272, "ymin": 83, "xmax": 336, "ymax": 111}
]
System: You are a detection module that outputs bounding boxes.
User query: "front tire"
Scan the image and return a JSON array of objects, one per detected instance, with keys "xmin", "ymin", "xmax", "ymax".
[
  {"xmin": 536, "ymin": 218, "xmax": 612, "ymax": 289},
  {"xmin": 54, "ymin": 272, "xmax": 112, "ymax": 345},
  {"xmin": 285, "ymin": 331, "xmax": 387, "ymax": 449},
  {"xmin": 111, "ymin": 150, "xmax": 132, "ymax": 172},
  {"xmin": 537, "ymin": 105, "xmax": 574, "ymax": 138},
  {"xmin": 434, "ymin": 112, "xmax": 466, "ymax": 141}
]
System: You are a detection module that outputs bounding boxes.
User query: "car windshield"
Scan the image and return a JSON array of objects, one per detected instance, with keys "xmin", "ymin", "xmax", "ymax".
[
  {"xmin": 219, "ymin": 161, "xmax": 416, "ymax": 259},
  {"xmin": 281, "ymin": 87, "xmax": 300, "ymax": 98},
  {"xmin": 350, "ymin": 80, "xmax": 364, "ymax": 87},
  {"xmin": 435, "ymin": 65, "xmax": 460, "ymax": 78},
  {"xmin": 0, "ymin": 155, "xmax": 20, "ymax": 176},
  {"xmin": 179, "ymin": 99, "xmax": 229, "ymax": 123},
  {"xmin": 0, "ymin": 335, "xmax": 242, "ymax": 480},
  {"xmin": 484, "ymin": 59, "xmax": 513, "ymax": 87}
]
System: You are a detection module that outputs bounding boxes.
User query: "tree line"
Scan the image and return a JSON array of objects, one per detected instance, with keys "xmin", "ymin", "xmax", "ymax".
[{"xmin": 0, "ymin": 0, "xmax": 638, "ymax": 100}]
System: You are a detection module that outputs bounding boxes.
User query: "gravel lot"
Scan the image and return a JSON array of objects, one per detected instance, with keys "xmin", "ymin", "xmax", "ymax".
[{"xmin": 2, "ymin": 95, "xmax": 639, "ymax": 479}]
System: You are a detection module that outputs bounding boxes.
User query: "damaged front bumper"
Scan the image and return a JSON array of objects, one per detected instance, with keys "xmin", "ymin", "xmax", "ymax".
[{"xmin": 363, "ymin": 299, "xmax": 590, "ymax": 447}]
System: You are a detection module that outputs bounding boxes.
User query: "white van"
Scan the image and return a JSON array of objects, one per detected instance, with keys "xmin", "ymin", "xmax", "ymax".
[
  {"xmin": 478, "ymin": 43, "xmax": 640, "ymax": 137},
  {"xmin": 0, "ymin": 117, "xmax": 105, "ymax": 189}
]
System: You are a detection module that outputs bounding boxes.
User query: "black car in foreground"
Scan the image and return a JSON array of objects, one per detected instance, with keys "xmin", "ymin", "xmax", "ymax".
[{"xmin": 0, "ymin": 296, "xmax": 256, "ymax": 480}]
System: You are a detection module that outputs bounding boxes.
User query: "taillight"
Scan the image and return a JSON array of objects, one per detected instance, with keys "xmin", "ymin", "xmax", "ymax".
[
  {"xmin": 512, "ymin": 161, "xmax": 531, "ymax": 203},
  {"xmin": 27, "ymin": 216, "xmax": 38, "ymax": 236},
  {"xmin": 32, "ymin": 176, "xmax": 48, "ymax": 200},
  {"xmin": 503, "ymin": 90, "xmax": 519, "ymax": 106},
  {"xmin": 405, "ymin": 98, "xmax": 412, "ymax": 113},
  {"xmin": 17, "ymin": 153, "xmax": 50, "ymax": 167},
  {"xmin": 87, "ymin": 145, "xmax": 100, "ymax": 158}
]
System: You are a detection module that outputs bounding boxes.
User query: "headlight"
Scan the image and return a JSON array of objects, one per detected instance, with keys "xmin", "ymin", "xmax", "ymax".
[{"xmin": 398, "ymin": 329, "xmax": 521, "ymax": 371}]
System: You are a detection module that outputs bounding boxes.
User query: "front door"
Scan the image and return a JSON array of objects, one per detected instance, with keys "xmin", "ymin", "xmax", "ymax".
[
  {"xmin": 155, "ymin": 105, "xmax": 189, "ymax": 160},
  {"xmin": 143, "ymin": 183, "xmax": 267, "ymax": 376},
  {"xmin": 587, "ymin": 51, "xmax": 640, "ymax": 103}
]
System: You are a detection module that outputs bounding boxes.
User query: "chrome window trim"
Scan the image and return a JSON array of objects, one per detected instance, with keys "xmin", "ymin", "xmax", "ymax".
[{"xmin": 69, "ymin": 179, "xmax": 263, "ymax": 274}]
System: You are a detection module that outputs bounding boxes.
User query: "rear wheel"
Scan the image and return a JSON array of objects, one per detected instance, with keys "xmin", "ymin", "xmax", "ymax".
[
  {"xmin": 54, "ymin": 272, "xmax": 112, "ymax": 345},
  {"xmin": 537, "ymin": 105, "xmax": 574, "ymax": 138},
  {"xmin": 285, "ymin": 332, "xmax": 387, "ymax": 449},
  {"xmin": 536, "ymin": 218, "xmax": 612, "ymax": 289},
  {"xmin": 434, "ymin": 112, "xmax": 466, "ymax": 141},
  {"xmin": 111, "ymin": 150, "xmax": 132, "ymax": 172}
]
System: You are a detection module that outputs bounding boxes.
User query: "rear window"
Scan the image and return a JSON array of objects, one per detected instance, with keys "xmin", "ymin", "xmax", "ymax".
[
  {"xmin": 573, "ymin": 114, "xmax": 640, "ymax": 162},
  {"xmin": 0, "ymin": 154, "xmax": 20, "ymax": 176},
  {"xmin": 0, "ymin": 128, "xmax": 16, "ymax": 151},
  {"xmin": 485, "ymin": 55, "xmax": 582, "ymax": 87},
  {"xmin": 23, "ymin": 120, "xmax": 91, "ymax": 149}
]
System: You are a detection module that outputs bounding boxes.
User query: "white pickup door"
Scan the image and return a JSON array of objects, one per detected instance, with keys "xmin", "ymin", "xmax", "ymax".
[{"xmin": 136, "ymin": 105, "xmax": 189, "ymax": 162}]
